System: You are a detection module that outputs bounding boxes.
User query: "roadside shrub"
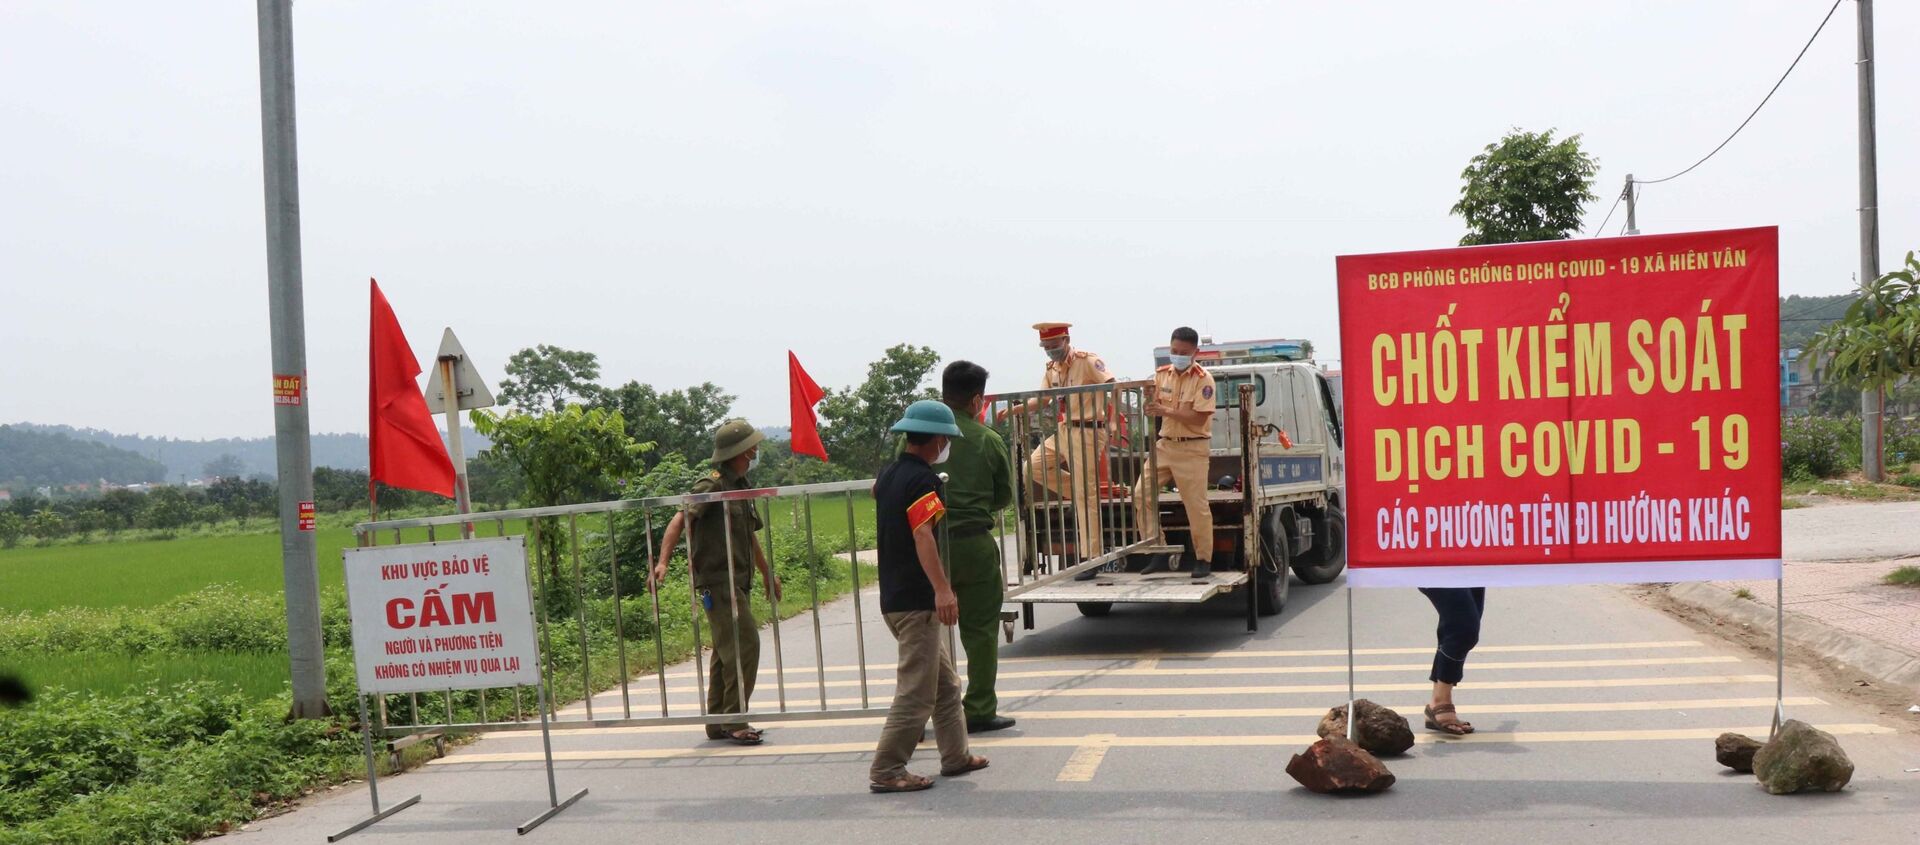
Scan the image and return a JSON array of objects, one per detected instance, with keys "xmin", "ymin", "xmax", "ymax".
[
  {"xmin": 0, "ymin": 585, "xmax": 284, "ymax": 655},
  {"xmin": 1781, "ymin": 415, "xmax": 1857, "ymax": 481},
  {"xmin": 0, "ymin": 684, "xmax": 359, "ymax": 845},
  {"xmin": 1886, "ymin": 416, "xmax": 1920, "ymax": 471}
]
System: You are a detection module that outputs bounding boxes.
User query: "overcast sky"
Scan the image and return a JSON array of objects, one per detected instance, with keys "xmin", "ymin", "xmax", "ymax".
[{"xmin": 2, "ymin": 1, "xmax": 1914, "ymax": 440}]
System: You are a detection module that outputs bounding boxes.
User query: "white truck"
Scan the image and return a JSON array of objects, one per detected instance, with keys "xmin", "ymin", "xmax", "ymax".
[{"xmin": 998, "ymin": 338, "xmax": 1348, "ymax": 634}]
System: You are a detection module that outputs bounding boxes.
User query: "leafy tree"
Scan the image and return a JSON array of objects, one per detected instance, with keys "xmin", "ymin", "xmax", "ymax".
[
  {"xmin": 0, "ymin": 425, "xmax": 166, "ymax": 488},
  {"xmin": 96, "ymin": 489, "xmax": 144, "ymax": 533},
  {"xmin": 207, "ymin": 476, "xmax": 275, "ymax": 522},
  {"xmin": 497, "ymin": 345, "xmax": 603, "ymax": 412},
  {"xmin": 817, "ymin": 344, "xmax": 941, "ymax": 476},
  {"xmin": 472, "ymin": 406, "xmax": 650, "ymax": 584},
  {"xmin": 27, "ymin": 509, "xmax": 66, "ymax": 543},
  {"xmin": 465, "ymin": 449, "xmax": 525, "ymax": 510},
  {"xmin": 202, "ymin": 454, "xmax": 246, "ymax": 480},
  {"xmin": 595, "ymin": 381, "xmax": 736, "ymax": 469},
  {"xmin": 1451, "ymin": 128, "xmax": 1599, "ymax": 246},
  {"xmin": 137, "ymin": 487, "xmax": 195, "ymax": 531},
  {"xmin": 1811, "ymin": 251, "xmax": 1920, "ymax": 391},
  {"xmin": 0, "ymin": 512, "xmax": 23, "ymax": 548}
]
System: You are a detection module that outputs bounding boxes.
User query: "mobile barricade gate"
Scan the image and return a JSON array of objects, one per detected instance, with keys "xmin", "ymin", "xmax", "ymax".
[
  {"xmin": 332, "ymin": 479, "xmax": 894, "ymax": 840},
  {"xmin": 994, "ymin": 379, "xmax": 1307, "ymax": 632}
]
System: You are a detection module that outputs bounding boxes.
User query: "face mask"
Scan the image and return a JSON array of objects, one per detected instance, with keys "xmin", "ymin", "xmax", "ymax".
[
  {"xmin": 1169, "ymin": 353, "xmax": 1194, "ymax": 371},
  {"xmin": 934, "ymin": 441, "xmax": 952, "ymax": 465},
  {"xmin": 1045, "ymin": 346, "xmax": 1068, "ymax": 363},
  {"xmin": 746, "ymin": 451, "xmax": 760, "ymax": 472}
]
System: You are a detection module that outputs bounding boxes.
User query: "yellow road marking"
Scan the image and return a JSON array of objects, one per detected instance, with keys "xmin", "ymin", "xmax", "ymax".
[
  {"xmin": 440, "ymin": 723, "xmax": 1895, "ymax": 765},
  {"xmin": 512, "ymin": 697, "xmax": 1827, "ymax": 739},
  {"xmin": 643, "ymin": 640, "xmax": 1707, "ymax": 681},
  {"xmin": 1056, "ymin": 734, "xmax": 1116, "ymax": 782},
  {"xmin": 555, "ymin": 674, "xmax": 1784, "ymax": 716}
]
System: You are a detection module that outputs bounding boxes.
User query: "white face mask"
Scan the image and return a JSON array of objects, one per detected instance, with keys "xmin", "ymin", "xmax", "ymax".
[
  {"xmin": 1169, "ymin": 353, "xmax": 1195, "ymax": 371},
  {"xmin": 934, "ymin": 441, "xmax": 952, "ymax": 465},
  {"xmin": 1045, "ymin": 345, "xmax": 1068, "ymax": 363}
]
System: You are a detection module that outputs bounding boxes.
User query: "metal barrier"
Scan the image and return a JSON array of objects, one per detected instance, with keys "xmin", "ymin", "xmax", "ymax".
[
  {"xmin": 351, "ymin": 478, "xmax": 894, "ymax": 739},
  {"xmin": 993, "ymin": 379, "xmax": 1165, "ymax": 597}
]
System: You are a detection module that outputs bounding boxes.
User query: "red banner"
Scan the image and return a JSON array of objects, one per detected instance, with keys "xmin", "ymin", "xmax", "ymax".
[{"xmin": 1336, "ymin": 227, "xmax": 1782, "ymax": 587}]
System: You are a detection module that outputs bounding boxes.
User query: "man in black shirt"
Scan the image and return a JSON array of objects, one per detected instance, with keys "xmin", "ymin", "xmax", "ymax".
[{"xmin": 868, "ymin": 400, "xmax": 989, "ymax": 793}]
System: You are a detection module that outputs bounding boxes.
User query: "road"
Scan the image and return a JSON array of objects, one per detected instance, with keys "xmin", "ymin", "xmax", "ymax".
[
  {"xmin": 236, "ymin": 574, "xmax": 1920, "ymax": 844},
  {"xmin": 1784, "ymin": 500, "xmax": 1920, "ymax": 562}
]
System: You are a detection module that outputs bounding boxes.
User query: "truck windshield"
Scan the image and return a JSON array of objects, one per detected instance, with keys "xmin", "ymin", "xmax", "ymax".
[{"xmin": 1213, "ymin": 374, "xmax": 1265, "ymax": 409}]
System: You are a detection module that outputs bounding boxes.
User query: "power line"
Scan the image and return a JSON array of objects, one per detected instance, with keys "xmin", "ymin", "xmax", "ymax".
[
  {"xmin": 1634, "ymin": 0, "xmax": 1844, "ymax": 186},
  {"xmin": 1591, "ymin": 190, "xmax": 1623, "ymax": 237}
]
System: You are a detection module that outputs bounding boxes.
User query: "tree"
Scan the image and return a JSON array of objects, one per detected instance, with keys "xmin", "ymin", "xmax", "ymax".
[
  {"xmin": 0, "ymin": 512, "xmax": 23, "ymax": 548},
  {"xmin": 203, "ymin": 453, "xmax": 246, "ymax": 480},
  {"xmin": 27, "ymin": 509, "xmax": 66, "ymax": 544},
  {"xmin": 497, "ymin": 345, "xmax": 603, "ymax": 412},
  {"xmin": 137, "ymin": 486, "xmax": 195, "ymax": 531},
  {"xmin": 595, "ymin": 381, "xmax": 736, "ymax": 468},
  {"xmin": 465, "ymin": 449, "xmax": 525, "ymax": 510},
  {"xmin": 816, "ymin": 344, "xmax": 942, "ymax": 476},
  {"xmin": 1811, "ymin": 251, "xmax": 1920, "ymax": 392},
  {"xmin": 472, "ymin": 406, "xmax": 650, "ymax": 585},
  {"xmin": 1451, "ymin": 128, "xmax": 1599, "ymax": 246},
  {"xmin": 207, "ymin": 476, "xmax": 275, "ymax": 523},
  {"xmin": 96, "ymin": 489, "xmax": 144, "ymax": 533}
]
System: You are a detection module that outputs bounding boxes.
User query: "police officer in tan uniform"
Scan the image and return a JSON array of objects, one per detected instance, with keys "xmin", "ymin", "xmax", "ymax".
[
  {"xmin": 1135, "ymin": 326, "xmax": 1219, "ymax": 578},
  {"xmin": 1001, "ymin": 322, "xmax": 1115, "ymax": 573}
]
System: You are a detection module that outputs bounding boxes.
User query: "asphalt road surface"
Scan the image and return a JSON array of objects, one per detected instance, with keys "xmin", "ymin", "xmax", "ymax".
[{"xmin": 237, "ymin": 572, "xmax": 1920, "ymax": 844}]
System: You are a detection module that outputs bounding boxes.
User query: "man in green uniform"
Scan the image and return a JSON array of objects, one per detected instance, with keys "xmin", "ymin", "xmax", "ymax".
[
  {"xmin": 927, "ymin": 361, "xmax": 1017, "ymax": 733},
  {"xmin": 651, "ymin": 419, "xmax": 781, "ymax": 745}
]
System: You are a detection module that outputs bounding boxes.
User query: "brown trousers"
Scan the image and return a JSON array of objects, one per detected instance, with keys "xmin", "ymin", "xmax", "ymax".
[{"xmin": 870, "ymin": 610, "xmax": 971, "ymax": 781}]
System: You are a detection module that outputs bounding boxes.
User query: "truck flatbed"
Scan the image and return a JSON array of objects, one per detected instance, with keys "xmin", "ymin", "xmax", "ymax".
[{"xmin": 1013, "ymin": 570, "xmax": 1250, "ymax": 604}]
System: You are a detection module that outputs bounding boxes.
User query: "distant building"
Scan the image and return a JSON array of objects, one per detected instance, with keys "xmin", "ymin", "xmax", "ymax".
[
  {"xmin": 0, "ymin": 490, "xmax": 11, "ymax": 504},
  {"xmin": 1781, "ymin": 348, "xmax": 1823, "ymax": 413}
]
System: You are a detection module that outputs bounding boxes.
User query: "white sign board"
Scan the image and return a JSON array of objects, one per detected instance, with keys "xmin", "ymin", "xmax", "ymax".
[{"xmin": 343, "ymin": 536, "xmax": 540, "ymax": 694}]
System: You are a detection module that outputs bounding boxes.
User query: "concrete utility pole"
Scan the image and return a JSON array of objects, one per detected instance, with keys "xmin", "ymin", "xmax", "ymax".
[
  {"xmin": 256, "ymin": 0, "xmax": 329, "ymax": 717},
  {"xmin": 1857, "ymin": 0, "xmax": 1884, "ymax": 482},
  {"xmin": 1622, "ymin": 175, "xmax": 1640, "ymax": 236}
]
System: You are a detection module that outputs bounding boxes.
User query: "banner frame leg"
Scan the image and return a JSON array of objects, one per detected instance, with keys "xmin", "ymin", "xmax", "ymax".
[
  {"xmin": 1344, "ymin": 585, "xmax": 1356, "ymax": 742},
  {"xmin": 1771, "ymin": 574, "xmax": 1786, "ymax": 737},
  {"xmin": 516, "ymin": 674, "xmax": 587, "ymax": 835},
  {"xmin": 328, "ymin": 692, "xmax": 421, "ymax": 842}
]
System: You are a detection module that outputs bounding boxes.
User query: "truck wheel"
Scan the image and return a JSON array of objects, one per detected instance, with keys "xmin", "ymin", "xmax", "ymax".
[
  {"xmin": 1076, "ymin": 602, "xmax": 1113, "ymax": 618},
  {"xmin": 1291, "ymin": 506, "xmax": 1347, "ymax": 584},
  {"xmin": 1256, "ymin": 514, "xmax": 1291, "ymax": 617}
]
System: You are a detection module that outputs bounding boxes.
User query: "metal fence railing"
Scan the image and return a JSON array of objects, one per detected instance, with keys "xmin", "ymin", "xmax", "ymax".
[{"xmin": 352, "ymin": 478, "xmax": 891, "ymax": 737}]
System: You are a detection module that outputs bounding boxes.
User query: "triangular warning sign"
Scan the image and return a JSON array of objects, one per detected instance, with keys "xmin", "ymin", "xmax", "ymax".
[{"xmin": 423, "ymin": 328, "xmax": 497, "ymax": 411}]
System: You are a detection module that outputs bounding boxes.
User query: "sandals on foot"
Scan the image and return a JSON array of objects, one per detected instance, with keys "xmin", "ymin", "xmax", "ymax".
[
  {"xmin": 1424, "ymin": 704, "xmax": 1474, "ymax": 735},
  {"xmin": 725, "ymin": 727, "xmax": 764, "ymax": 745},
  {"xmin": 940, "ymin": 755, "xmax": 990, "ymax": 777},
  {"xmin": 870, "ymin": 773, "xmax": 935, "ymax": 793}
]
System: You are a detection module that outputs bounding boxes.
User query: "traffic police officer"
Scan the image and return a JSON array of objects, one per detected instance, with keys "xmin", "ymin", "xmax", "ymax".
[
  {"xmin": 1003, "ymin": 322, "xmax": 1115, "ymax": 574},
  {"xmin": 651, "ymin": 419, "xmax": 781, "ymax": 745},
  {"xmin": 1135, "ymin": 326, "xmax": 1218, "ymax": 578}
]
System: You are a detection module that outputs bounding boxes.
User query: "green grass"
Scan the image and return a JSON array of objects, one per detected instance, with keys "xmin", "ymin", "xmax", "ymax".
[
  {"xmin": 1781, "ymin": 476, "xmax": 1920, "ymax": 505},
  {"xmin": 2, "ymin": 651, "xmax": 290, "ymax": 700},
  {"xmin": 0, "ymin": 518, "xmax": 530, "ymax": 613},
  {"xmin": 1884, "ymin": 565, "xmax": 1920, "ymax": 587},
  {"xmin": 0, "ymin": 528, "xmax": 355, "ymax": 612}
]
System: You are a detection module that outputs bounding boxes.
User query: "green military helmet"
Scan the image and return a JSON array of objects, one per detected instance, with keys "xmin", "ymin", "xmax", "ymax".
[
  {"xmin": 889, "ymin": 400, "xmax": 964, "ymax": 437},
  {"xmin": 710, "ymin": 419, "xmax": 766, "ymax": 463}
]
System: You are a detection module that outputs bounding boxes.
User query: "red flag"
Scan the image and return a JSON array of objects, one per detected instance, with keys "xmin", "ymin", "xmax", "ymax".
[
  {"xmin": 369, "ymin": 279, "xmax": 456, "ymax": 497},
  {"xmin": 788, "ymin": 351, "xmax": 828, "ymax": 462}
]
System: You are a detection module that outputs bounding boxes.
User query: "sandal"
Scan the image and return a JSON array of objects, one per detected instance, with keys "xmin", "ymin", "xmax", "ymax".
[
  {"xmin": 1424, "ymin": 704, "xmax": 1474, "ymax": 735},
  {"xmin": 870, "ymin": 773, "xmax": 935, "ymax": 793},
  {"xmin": 725, "ymin": 727, "xmax": 764, "ymax": 745},
  {"xmin": 940, "ymin": 755, "xmax": 990, "ymax": 777}
]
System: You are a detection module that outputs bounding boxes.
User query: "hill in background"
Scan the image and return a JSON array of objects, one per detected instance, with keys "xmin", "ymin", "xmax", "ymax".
[{"xmin": 3, "ymin": 423, "xmax": 490, "ymax": 486}]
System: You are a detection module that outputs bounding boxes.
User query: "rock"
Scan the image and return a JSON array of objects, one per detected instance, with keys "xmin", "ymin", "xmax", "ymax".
[
  {"xmin": 1752, "ymin": 720, "xmax": 1854, "ymax": 794},
  {"xmin": 1286, "ymin": 737, "xmax": 1396, "ymax": 794},
  {"xmin": 1317, "ymin": 699, "xmax": 1416, "ymax": 756},
  {"xmin": 1715, "ymin": 732, "xmax": 1764, "ymax": 773}
]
